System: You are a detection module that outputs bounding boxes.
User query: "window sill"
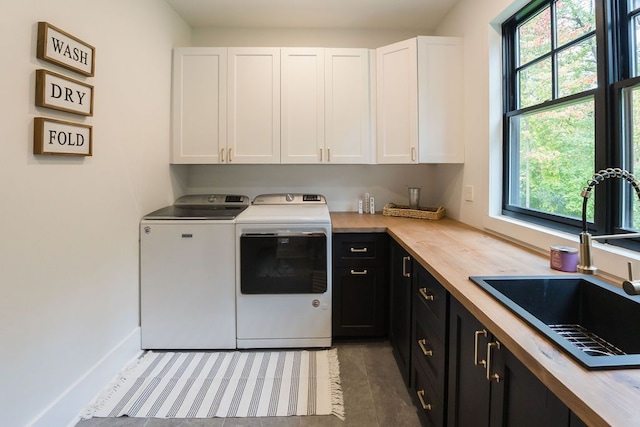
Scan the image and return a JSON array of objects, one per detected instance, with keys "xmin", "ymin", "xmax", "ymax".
[{"xmin": 482, "ymin": 213, "xmax": 640, "ymax": 284}]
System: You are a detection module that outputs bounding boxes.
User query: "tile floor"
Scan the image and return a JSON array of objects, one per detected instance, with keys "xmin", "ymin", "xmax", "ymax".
[{"xmin": 75, "ymin": 340, "xmax": 421, "ymax": 427}]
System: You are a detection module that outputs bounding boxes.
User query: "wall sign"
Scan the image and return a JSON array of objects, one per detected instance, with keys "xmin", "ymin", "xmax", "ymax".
[
  {"xmin": 35, "ymin": 69, "xmax": 94, "ymax": 116},
  {"xmin": 36, "ymin": 22, "xmax": 95, "ymax": 77},
  {"xmin": 34, "ymin": 117, "xmax": 93, "ymax": 156}
]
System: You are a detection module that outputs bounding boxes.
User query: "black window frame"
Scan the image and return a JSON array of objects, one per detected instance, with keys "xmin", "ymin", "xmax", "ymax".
[{"xmin": 502, "ymin": 0, "xmax": 640, "ymax": 251}]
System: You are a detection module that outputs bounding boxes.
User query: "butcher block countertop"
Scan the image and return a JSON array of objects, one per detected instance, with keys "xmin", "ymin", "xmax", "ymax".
[{"xmin": 331, "ymin": 212, "xmax": 640, "ymax": 427}]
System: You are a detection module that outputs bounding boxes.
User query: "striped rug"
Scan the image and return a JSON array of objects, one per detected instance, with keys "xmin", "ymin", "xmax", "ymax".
[{"xmin": 84, "ymin": 349, "xmax": 343, "ymax": 420}]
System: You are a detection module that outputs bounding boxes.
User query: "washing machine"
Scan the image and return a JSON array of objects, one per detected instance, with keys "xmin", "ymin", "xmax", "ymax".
[{"xmin": 140, "ymin": 194, "xmax": 249, "ymax": 349}]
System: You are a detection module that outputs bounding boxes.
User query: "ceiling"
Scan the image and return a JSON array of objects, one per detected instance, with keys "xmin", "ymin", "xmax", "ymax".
[{"xmin": 164, "ymin": 0, "xmax": 459, "ymax": 31}]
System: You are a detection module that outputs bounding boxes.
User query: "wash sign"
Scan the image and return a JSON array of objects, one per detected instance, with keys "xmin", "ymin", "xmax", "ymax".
[{"xmin": 37, "ymin": 22, "xmax": 95, "ymax": 77}]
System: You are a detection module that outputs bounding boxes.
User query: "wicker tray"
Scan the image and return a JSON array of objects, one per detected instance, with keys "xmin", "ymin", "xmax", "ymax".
[{"xmin": 382, "ymin": 203, "xmax": 446, "ymax": 220}]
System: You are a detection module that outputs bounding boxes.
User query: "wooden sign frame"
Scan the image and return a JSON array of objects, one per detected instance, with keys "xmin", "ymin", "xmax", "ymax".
[
  {"xmin": 35, "ymin": 69, "xmax": 94, "ymax": 116},
  {"xmin": 34, "ymin": 117, "xmax": 93, "ymax": 156},
  {"xmin": 36, "ymin": 22, "xmax": 95, "ymax": 77}
]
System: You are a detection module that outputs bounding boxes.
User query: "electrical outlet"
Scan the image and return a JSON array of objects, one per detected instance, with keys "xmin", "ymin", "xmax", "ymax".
[{"xmin": 464, "ymin": 185, "xmax": 474, "ymax": 202}]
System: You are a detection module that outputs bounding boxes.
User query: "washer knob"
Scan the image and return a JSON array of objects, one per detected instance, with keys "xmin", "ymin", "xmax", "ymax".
[{"xmin": 286, "ymin": 193, "xmax": 294, "ymax": 202}]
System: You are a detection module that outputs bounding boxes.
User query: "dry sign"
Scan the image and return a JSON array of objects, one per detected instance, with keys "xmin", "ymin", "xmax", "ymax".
[
  {"xmin": 34, "ymin": 117, "xmax": 92, "ymax": 156},
  {"xmin": 37, "ymin": 22, "xmax": 95, "ymax": 76},
  {"xmin": 35, "ymin": 69, "xmax": 93, "ymax": 116}
]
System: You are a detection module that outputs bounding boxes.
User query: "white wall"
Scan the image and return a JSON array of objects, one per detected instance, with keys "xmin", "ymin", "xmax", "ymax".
[
  {"xmin": 433, "ymin": 0, "xmax": 530, "ymax": 230},
  {"xmin": 434, "ymin": 0, "xmax": 640, "ymax": 282},
  {"xmin": 188, "ymin": 164, "xmax": 443, "ymax": 212},
  {"xmin": 192, "ymin": 27, "xmax": 428, "ymax": 48},
  {"xmin": 0, "ymin": 1, "xmax": 190, "ymax": 426}
]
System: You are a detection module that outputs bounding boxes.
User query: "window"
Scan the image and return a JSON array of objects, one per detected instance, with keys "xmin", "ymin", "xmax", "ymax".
[
  {"xmin": 503, "ymin": 0, "xmax": 640, "ymax": 247},
  {"xmin": 620, "ymin": 2, "xmax": 640, "ymax": 231}
]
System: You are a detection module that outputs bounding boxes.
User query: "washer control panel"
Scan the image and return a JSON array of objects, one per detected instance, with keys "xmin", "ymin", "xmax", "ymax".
[{"xmin": 252, "ymin": 194, "xmax": 326, "ymax": 205}]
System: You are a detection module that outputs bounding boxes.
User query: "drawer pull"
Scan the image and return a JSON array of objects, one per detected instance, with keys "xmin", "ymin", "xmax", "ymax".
[
  {"xmin": 350, "ymin": 247, "xmax": 368, "ymax": 253},
  {"xmin": 416, "ymin": 390, "xmax": 432, "ymax": 410},
  {"xmin": 402, "ymin": 256, "xmax": 411, "ymax": 278},
  {"xmin": 486, "ymin": 341, "xmax": 501, "ymax": 382},
  {"xmin": 220, "ymin": 148, "xmax": 225, "ymax": 162},
  {"xmin": 419, "ymin": 287, "xmax": 434, "ymax": 301},
  {"xmin": 417, "ymin": 339, "xmax": 433, "ymax": 357},
  {"xmin": 474, "ymin": 329, "xmax": 487, "ymax": 367},
  {"xmin": 350, "ymin": 269, "xmax": 368, "ymax": 275}
]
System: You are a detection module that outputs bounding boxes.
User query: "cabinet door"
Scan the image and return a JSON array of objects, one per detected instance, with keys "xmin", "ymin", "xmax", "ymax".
[
  {"xmin": 417, "ymin": 37, "xmax": 464, "ymax": 164},
  {"xmin": 376, "ymin": 38, "xmax": 418, "ymax": 164},
  {"xmin": 390, "ymin": 239, "xmax": 413, "ymax": 385},
  {"xmin": 281, "ymin": 48, "xmax": 325, "ymax": 164},
  {"xmin": 448, "ymin": 298, "xmax": 492, "ymax": 427},
  {"xmin": 325, "ymin": 48, "xmax": 373, "ymax": 164},
  {"xmin": 449, "ymin": 298, "xmax": 573, "ymax": 427},
  {"xmin": 171, "ymin": 48, "xmax": 227, "ymax": 164},
  {"xmin": 227, "ymin": 48, "xmax": 280, "ymax": 163},
  {"xmin": 490, "ymin": 344, "xmax": 570, "ymax": 427},
  {"xmin": 332, "ymin": 267, "xmax": 387, "ymax": 337}
]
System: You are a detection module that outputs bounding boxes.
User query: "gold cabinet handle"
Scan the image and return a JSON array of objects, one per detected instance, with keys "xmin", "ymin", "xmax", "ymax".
[
  {"xmin": 419, "ymin": 287, "xmax": 434, "ymax": 301},
  {"xmin": 319, "ymin": 147, "xmax": 323, "ymax": 162},
  {"xmin": 474, "ymin": 329, "xmax": 487, "ymax": 367},
  {"xmin": 402, "ymin": 256, "xmax": 411, "ymax": 278},
  {"xmin": 416, "ymin": 390, "xmax": 432, "ymax": 410},
  {"xmin": 228, "ymin": 148, "xmax": 232, "ymax": 162},
  {"xmin": 417, "ymin": 339, "xmax": 433, "ymax": 357},
  {"xmin": 411, "ymin": 147, "xmax": 416, "ymax": 162},
  {"xmin": 350, "ymin": 247, "xmax": 368, "ymax": 253},
  {"xmin": 220, "ymin": 148, "xmax": 225, "ymax": 162},
  {"xmin": 350, "ymin": 269, "xmax": 368, "ymax": 275},
  {"xmin": 327, "ymin": 147, "xmax": 331, "ymax": 162},
  {"xmin": 486, "ymin": 341, "xmax": 501, "ymax": 382}
]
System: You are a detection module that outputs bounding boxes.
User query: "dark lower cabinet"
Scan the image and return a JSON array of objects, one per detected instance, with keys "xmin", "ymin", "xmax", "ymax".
[
  {"xmin": 447, "ymin": 298, "xmax": 491, "ymax": 426},
  {"xmin": 412, "ymin": 363, "xmax": 445, "ymax": 426},
  {"xmin": 333, "ymin": 232, "xmax": 591, "ymax": 427},
  {"xmin": 448, "ymin": 298, "xmax": 587, "ymax": 427},
  {"xmin": 411, "ymin": 263, "xmax": 449, "ymax": 426},
  {"xmin": 389, "ymin": 238, "xmax": 413, "ymax": 386},
  {"xmin": 332, "ymin": 233, "xmax": 388, "ymax": 338}
]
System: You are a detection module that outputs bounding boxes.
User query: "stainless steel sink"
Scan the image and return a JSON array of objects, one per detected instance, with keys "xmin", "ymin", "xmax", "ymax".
[{"xmin": 469, "ymin": 275, "xmax": 640, "ymax": 369}]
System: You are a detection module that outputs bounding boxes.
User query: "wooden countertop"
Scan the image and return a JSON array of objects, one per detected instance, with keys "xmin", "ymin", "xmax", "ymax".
[{"xmin": 331, "ymin": 212, "xmax": 640, "ymax": 427}]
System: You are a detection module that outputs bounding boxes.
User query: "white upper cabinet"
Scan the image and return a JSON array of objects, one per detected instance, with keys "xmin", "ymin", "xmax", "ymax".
[
  {"xmin": 227, "ymin": 48, "xmax": 281, "ymax": 164},
  {"xmin": 376, "ymin": 39, "xmax": 418, "ymax": 164},
  {"xmin": 376, "ymin": 36, "xmax": 464, "ymax": 164},
  {"xmin": 281, "ymin": 48, "xmax": 373, "ymax": 164},
  {"xmin": 324, "ymin": 48, "xmax": 373, "ymax": 164},
  {"xmin": 170, "ymin": 39, "xmax": 460, "ymax": 165},
  {"xmin": 171, "ymin": 48, "xmax": 227, "ymax": 164},
  {"xmin": 281, "ymin": 48, "xmax": 325, "ymax": 164},
  {"xmin": 417, "ymin": 37, "xmax": 463, "ymax": 163}
]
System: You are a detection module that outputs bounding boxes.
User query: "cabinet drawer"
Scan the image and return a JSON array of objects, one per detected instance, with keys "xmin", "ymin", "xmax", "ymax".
[
  {"xmin": 413, "ymin": 307, "xmax": 447, "ymax": 393},
  {"xmin": 333, "ymin": 233, "xmax": 388, "ymax": 266},
  {"xmin": 411, "ymin": 362, "xmax": 444, "ymax": 427},
  {"xmin": 414, "ymin": 264, "xmax": 447, "ymax": 332}
]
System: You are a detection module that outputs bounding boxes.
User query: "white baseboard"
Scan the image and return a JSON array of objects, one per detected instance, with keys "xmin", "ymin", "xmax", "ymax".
[{"xmin": 27, "ymin": 327, "xmax": 142, "ymax": 427}]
